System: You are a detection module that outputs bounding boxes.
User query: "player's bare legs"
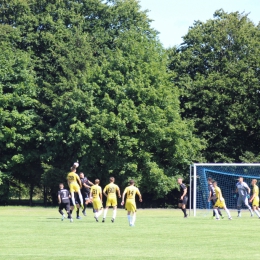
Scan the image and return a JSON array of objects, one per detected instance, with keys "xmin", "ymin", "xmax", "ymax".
[
  {"xmin": 127, "ymin": 211, "xmax": 132, "ymax": 226},
  {"xmin": 94, "ymin": 208, "xmax": 103, "ymax": 222},
  {"xmin": 178, "ymin": 202, "xmax": 187, "ymax": 218},
  {"xmin": 77, "ymin": 190, "xmax": 84, "ymax": 209},
  {"xmin": 70, "ymin": 192, "xmax": 76, "ymax": 210},
  {"xmin": 112, "ymin": 205, "xmax": 117, "ymax": 222},
  {"xmin": 131, "ymin": 211, "xmax": 136, "ymax": 226},
  {"xmin": 103, "ymin": 206, "xmax": 109, "ymax": 221}
]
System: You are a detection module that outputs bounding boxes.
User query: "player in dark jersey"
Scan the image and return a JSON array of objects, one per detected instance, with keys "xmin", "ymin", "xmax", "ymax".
[
  {"xmin": 207, "ymin": 177, "xmax": 223, "ymax": 219},
  {"xmin": 70, "ymin": 193, "xmax": 82, "ymax": 219},
  {"xmin": 79, "ymin": 172, "xmax": 94, "ymax": 216},
  {"xmin": 177, "ymin": 178, "xmax": 188, "ymax": 218},
  {"xmin": 58, "ymin": 183, "xmax": 72, "ymax": 222}
]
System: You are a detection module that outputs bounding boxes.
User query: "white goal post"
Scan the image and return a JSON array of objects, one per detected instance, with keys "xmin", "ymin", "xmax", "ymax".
[{"xmin": 190, "ymin": 163, "xmax": 260, "ymax": 217}]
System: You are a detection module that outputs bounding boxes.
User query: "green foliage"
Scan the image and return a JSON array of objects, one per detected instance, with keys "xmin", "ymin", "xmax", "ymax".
[
  {"xmin": 0, "ymin": 25, "xmax": 41, "ymax": 199},
  {"xmin": 0, "ymin": 0, "xmax": 202, "ymax": 202},
  {"xmin": 168, "ymin": 9, "xmax": 260, "ymax": 162}
]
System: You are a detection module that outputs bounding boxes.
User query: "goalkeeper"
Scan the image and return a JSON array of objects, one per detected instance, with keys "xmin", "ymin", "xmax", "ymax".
[
  {"xmin": 212, "ymin": 181, "xmax": 232, "ymax": 220},
  {"xmin": 236, "ymin": 176, "xmax": 253, "ymax": 217}
]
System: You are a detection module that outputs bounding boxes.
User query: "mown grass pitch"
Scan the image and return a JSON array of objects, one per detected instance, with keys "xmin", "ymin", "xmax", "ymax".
[{"xmin": 0, "ymin": 206, "xmax": 260, "ymax": 259}]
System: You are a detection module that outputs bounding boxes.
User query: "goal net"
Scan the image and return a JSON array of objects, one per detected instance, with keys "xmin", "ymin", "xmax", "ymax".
[{"xmin": 191, "ymin": 163, "xmax": 260, "ymax": 216}]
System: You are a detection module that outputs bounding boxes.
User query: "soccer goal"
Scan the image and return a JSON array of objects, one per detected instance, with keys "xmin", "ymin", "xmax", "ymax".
[{"xmin": 190, "ymin": 163, "xmax": 260, "ymax": 216}]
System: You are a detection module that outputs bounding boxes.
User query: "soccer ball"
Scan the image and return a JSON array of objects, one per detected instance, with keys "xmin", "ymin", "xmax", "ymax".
[{"xmin": 73, "ymin": 162, "xmax": 79, "ymax": 168}]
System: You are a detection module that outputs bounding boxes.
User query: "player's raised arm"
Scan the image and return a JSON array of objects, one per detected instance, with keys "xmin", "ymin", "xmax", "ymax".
[{"xmin": 88, "ymin": 180, "xmax": 94, "ymax": 186}]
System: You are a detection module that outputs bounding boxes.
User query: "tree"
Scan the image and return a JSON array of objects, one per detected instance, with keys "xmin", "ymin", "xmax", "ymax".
[
  {"xmin": 0, "ymin": 25, "xmax": 40, "ymax": 204},
  {"xmin": 0, "ymin": 0, "xmax": 202, "ymax": 203},
  {"xmin": 168, "ymin": 10, "xmax": 260, "ymax": 162}
]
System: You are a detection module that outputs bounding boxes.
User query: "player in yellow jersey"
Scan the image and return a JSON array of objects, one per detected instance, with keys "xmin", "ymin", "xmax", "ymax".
[
  {"xmin": 67, "ymin": 165, "xmax": 84, "ymax": 210},
  {"xmin": 121, "ymin": 179, "xmax": 142, "ymax": 226},
  {"xmin": 212, "ymin": 181, "xmax": 232, "ymax": 220},
  {"xmin": 90, "ymin": 179, "xmax": 103, "ymax": 222},
  {"xmin": 102, "ymin": 177, "xmax": 121, "ymax": 223},
  {"xmin": 249, "ymin": 179, "xmax": 260, "ymax": 218}
]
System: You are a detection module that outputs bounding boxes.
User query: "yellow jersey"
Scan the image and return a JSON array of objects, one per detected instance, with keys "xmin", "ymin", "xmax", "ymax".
[
  {"xmin": 253, "ymin": 185, "xmax": 259, "ymax": 196},
  {"xmin": 67, "ymin": 172, "xmax": 80, "ymax": 185},
  {"xmin": 124, "ymin": 186, "xmax": 141, "ymax": 200},
  {"xmin": 103, "ymin": 183, "xmax": 119, "ymax": 198},
  {"xmin": 215, "ymin": 186, "xmax": 223, "ymax": 200},
  {"xmin": 90, "ymin": 185, "xmax": 102, "ymax": 200}
]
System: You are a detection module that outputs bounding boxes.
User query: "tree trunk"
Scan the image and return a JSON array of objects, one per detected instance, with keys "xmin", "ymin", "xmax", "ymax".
[{"xmin": 29, "ymin": 183, "xmax": 33, "ymax": 206}]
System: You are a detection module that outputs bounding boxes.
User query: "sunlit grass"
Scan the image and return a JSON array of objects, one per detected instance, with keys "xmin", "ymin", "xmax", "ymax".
[{"xmin": 0, "ymin": 207, "xmax": 259, "ymax": 259}]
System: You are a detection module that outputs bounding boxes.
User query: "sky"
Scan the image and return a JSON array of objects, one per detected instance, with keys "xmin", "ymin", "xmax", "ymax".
[{"xmin": 138, "ymin": 0, "xmax": 260, "ymax": 48}]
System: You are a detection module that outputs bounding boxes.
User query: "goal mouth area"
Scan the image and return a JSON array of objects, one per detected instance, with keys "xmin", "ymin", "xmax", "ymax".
[{"xmin": 190, "ymin": 164, "xmax": 260, "ymax": 216}]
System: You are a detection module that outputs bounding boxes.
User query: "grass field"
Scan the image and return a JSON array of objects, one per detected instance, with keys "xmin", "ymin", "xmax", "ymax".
[{"xmin": 1, "ymin": 206, "xmax": 260, "ymax": 260}]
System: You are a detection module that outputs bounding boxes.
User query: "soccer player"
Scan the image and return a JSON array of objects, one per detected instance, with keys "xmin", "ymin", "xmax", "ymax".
[
  {"xmin": 102, "ymin": 177, "xmax": 121, "ymax": 223},
  {"xmin": 121, "ymin": 179, "xmax": 142, "ymax": 227},
  {"xmin": 57, "ymin": 183, "xmax": 72, "ymax": 222},
  {"xmin": 69, "ymin": 193, "xmax": 82, "ymax": 219},
  {"xmin": 67, "ymin": 165, "xmax": 84, "ymax": 210},
  {"xmin": 79, "ymin": 172, "xmax": 94, "ymax": 216},
  {"xmin": 177, "ymin": 178, "xmax": 188, "ymax": 218},
  {"xmin": 90, "ymin": 179, "xmax": 103, "ymax": 222},
  {"xmin": 236, "ymin": 176, "xmax": 253, "ymax": 217},
  {"xmin": 207, "ymin": 177, "xmax": 223, "ymax": 219},
  {"xmin": 249, "ymin": 179, "xmax": 260, "ymax": 218},
  {"xmin": 212, "ymin": 181, "xmax": 232, "ymax": 220}
]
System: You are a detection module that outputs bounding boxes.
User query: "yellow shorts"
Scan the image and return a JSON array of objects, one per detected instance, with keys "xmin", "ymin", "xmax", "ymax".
[
  {"xmin": 125, "ymin": 200, "xmax": 136, "ymax": 212},
  {"xmin": 214, "ymin": 199, "xmax": 226, "ymax": 208},
  {"xmin": 252, "ymin": 197, "xmax": 259, "ymax": 207},
  {"xmin": 93, "ymin": 199, "xmax": 102, "ymax": 210},
  {"xmin": 106, "ymin": 197, "xmax": 117, "ymax": 207},
  {"xmin": 69, "ymin": 182, "xmax": 80, "ymax": 193}
]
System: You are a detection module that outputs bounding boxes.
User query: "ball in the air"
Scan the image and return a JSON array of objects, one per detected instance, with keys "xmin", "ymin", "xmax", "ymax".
[{"xmin": 74, "ymin": 162, "xmax": 79, "ymax": 168}]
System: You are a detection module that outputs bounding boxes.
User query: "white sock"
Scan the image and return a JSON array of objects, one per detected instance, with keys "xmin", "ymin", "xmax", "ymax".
[
  {"xmin": 214, "ymin": 209, "xmax": 220, "ymax": 219},
  {"xmin": 254, "ymin": 210, "xmax": 260, "ymax": 217},
  {"xmin": 97, "ymin": 209, "xmax": 103, "ymax": 218},
  {"xmin": 225, "ymin": 208, "xmax": 231, "ymax": 218},
  {"xmin": 103, "ymin": 208, "xmax": 108, "ymax": 219},
  {"xmin": 78, "ymin": 193, "xmax": 83, "ymax": 206},
  {"xmin": 127, "ymin": 215, "xmax": 131, "ymax": 224},
  {"xmin": 132, "ymin": 213, "xmax": 136, "ymax": 224},
  {"xmin": 71, "ymin": 197, "xmax": 75, "ymax": 206},
  {"xmin": 112, "ymin": 209, "xmax": 117, "ymax": 219},
  {"xmin": 94, "ymin": 212, "xmax": 98, "ymax": 218}
]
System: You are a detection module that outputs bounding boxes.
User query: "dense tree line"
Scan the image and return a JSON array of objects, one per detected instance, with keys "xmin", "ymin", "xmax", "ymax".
[
  {"xmin": 0, "ymin": 1, "xmax": 259, "ymax": 206},
  {"xmin": 168, "ymin": 9, "xmax": 260, "ymax": 163},
  {"xmin": 0, "ymin": 0, "xmax": 201, "ymax": 205}
]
